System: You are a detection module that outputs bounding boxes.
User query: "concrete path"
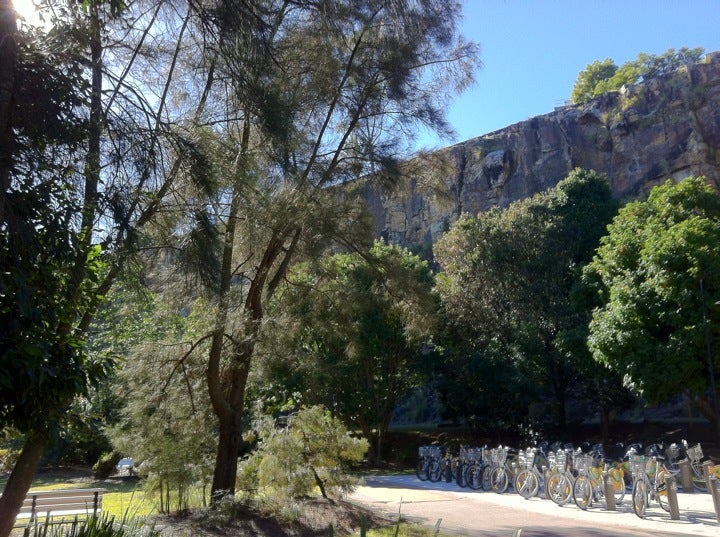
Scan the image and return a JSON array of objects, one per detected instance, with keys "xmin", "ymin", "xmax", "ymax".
[{"xmin": 346, "ymin": 474, "xmax": 720, "ymax": 537}]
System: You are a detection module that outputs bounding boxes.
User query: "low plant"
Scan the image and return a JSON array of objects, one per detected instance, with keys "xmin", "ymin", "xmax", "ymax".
[
  {"xmin": 21, "ymin": 513, "xmax": 160, "ymax": 537},
  {"xmin": 237, "ymin": 405, "xmax": 369, "ymax": 508},
  {"xmin": 93, "ymin": 451, "xmax": 122, "ymax": 479}
]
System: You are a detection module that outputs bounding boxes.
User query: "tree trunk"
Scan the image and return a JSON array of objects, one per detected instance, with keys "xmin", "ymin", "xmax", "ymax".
[
  {"xmin": 0, "ymin": 0, "xmax": 17, "ymax": 223},
  {"xmin": 211, "ymin": 410, "xmax": 243, "ymax": 499},
  {"xmin": 600, "ymin": 406, "xmax": 611, "ymax": 445},
  {"xmin": 0, "ymin": 431, "xmax": 46, "ymax": 537}
]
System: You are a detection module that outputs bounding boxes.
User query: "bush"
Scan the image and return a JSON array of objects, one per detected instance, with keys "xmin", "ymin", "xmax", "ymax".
[
  {"xmin": 93, "ymin": 451, "xmax": 122, "ymax": 479},
  {"xmin": 237, "ymin": 405, "xmax": 368, "ymax": 505}
]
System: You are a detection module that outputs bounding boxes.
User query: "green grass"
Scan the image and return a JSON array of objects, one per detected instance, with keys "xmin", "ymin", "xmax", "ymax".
[
  {"xmin": 363, "ymin": 526, "xmax": 446, "ymax": 537},
  {"xmin": 0, "ymin": 476, "xmax": 157, "ymax": 519}
]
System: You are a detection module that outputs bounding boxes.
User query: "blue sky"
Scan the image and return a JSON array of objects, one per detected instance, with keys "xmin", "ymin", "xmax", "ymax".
[{"xmin": 422, "ymin": 0, "xmax": 720, "ymax": 149}]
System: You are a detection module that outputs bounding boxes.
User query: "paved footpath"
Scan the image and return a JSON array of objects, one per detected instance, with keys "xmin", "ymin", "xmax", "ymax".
[{"xmin": 346, "ymin": 474, "xmax": 720, "ymax": 537}]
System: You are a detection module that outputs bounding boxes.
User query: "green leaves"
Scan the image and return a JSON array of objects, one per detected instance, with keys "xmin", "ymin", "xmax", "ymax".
[
  {"xmin": 238, "ymin": 405, "xmax": 368, "ymax": 501},
  {"xmin": 587, "ymin": 177, "xmax": 720, "ymax": 406},
  {"xmin": 571, "ymin": 47, "xmax": 705, "ymax": 104},
  {"xmin": 434, "ymin": 168, "xmax": 619, "ymax": 430},
  {"xmin": 269, "ymin": 240, "xmax": 437, "ymax": 460}
]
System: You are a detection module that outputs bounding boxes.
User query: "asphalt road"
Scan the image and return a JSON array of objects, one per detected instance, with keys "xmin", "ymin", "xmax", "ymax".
[{"xmin": 346, "ymin": 474, "xmax": 720, "ymax": 537}]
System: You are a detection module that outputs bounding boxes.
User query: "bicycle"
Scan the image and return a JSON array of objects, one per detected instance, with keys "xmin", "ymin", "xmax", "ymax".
[
  {"xmin": 686, "ymin": 441, "xmax": 710, "ymax": 491},
  {"xmin": 416, "ymin": 445, "xmax": 447, "ymax": 482},
  {"xmin": 514, "ymin": 447, "xmax": 545, "ymax": 499},
  {"xmin": 452, "ymin": 445, "xmax": 476, "ymax": 487},
  {"xmin": 664, "ymin": 439, "xmax": 714, "ymax": 491},
  {"xmin": 464, "ymin": 446, "xmax": 491, "ymax": 491},
  {"xmin": 630, "ymin": 453, "xmax": 672, "ymax": 518},
  {"xmin": 572, "ymin": 447, "xmax": 625, "ymax": 510},
  {"xmin": 416, "ymin": 445, "xmax": 432, "ymax": 481},
  {"xmin": 489, "ymin": 446, "xmax": 515, "ymax": 493},
  {"xmin": 545, "ymin": 448, "xmax": 575, "ymax": 506}
]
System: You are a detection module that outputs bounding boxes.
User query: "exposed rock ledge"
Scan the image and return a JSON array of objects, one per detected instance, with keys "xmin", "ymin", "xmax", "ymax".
[{"xmin": 360, "ymin": 52, "xmax": 720, "ymax": 250}]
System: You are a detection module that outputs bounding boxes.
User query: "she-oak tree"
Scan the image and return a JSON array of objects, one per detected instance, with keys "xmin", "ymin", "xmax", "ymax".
[
  {"xmin": 179, "ymin": 0, "xmax": 479, "ymax": 499},
  {"xmin": 0, "ymin": 0, "xmax": 223, "ymax": 530}
]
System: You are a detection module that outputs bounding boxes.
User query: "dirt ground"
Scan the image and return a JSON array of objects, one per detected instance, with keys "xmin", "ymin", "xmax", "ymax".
[{"xmin": 150, "ymin": 498, "xmax": 392, "ymax": 537}]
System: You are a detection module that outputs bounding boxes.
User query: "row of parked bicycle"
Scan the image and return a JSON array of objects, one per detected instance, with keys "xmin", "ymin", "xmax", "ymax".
[{"xmin": 415, "ymin": 438, "xmax": 712, "ymax": 518}]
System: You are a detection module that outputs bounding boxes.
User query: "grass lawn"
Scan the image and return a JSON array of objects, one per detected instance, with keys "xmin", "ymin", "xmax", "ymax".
[{"xmin": 0, "ymin": 473, "xmax": 157, "ymax": 519}]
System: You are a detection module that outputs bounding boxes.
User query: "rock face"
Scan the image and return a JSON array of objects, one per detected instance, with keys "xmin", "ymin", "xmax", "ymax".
[{"xmin": 361, "ymin": 52, "xmax": 720, "ymax": 250}]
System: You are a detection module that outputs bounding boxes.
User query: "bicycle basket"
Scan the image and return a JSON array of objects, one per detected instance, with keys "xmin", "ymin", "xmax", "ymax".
[
  {"xmin": 687, "ymin": 443, "xmax": 703, "ymax": 461},
  {"xmin": 629, "ymin": 454, "xmax": 646, "ymax": 476},
  {"xmin": 572, "ymin": 451, "xmax": 586, "ymax": 472},
  {"xmin": 493, "ymin": 448, "xmax": 508, "ymax": 466},
  {"xmin": 419, "ymin": 445, "xmax": 430, "ymax": 457},
  {"xmin": 466, "ymin": 448, "xmax": 482, "ymax": 463}
]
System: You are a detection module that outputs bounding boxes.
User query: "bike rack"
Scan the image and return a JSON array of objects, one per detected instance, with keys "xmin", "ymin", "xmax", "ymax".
[
  {"xmin": 678, "ymin": 459, "xmax": 694, "ymax": 492},
  {"xmin": 703, "ymin": 461, "xmax": 720, "ymax": 523},
  {"xmin": 603, "ymin": 474, "xmax": 616, "ymax": 511},
  {"xmin": 664, "ymin": 475, "xmax": 680, "ymax": 520}
]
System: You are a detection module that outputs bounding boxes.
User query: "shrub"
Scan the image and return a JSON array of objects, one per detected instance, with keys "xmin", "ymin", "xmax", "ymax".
[
  {"xmin": 93, "ymin": 451, "xmax": 122, "ymax": 479},
  {"xmin": 237, "ymin": 405, "xmax": 368, "ymax": 504}
]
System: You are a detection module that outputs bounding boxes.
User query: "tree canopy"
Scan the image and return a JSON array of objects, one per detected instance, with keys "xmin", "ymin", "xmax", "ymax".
[
  {"xmin": 571, "ymin": 47, "xmax": 705, "ymax": 104},
  {"xmin": 434, "ymin": 169, "xmax": 620, "ymax": 434},
  {"xmin": 267, "ymin": 240, "xmax": 438, "ymax": 462},
  {"xmin": 585, "ymin": 177, "xmax": 720, "ymax": 439}
]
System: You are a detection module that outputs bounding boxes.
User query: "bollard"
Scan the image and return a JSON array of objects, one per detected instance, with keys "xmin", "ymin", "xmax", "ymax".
[
  {"xmin": 704, "ymin": 462, "xmax": 720, "ymax": 523},
  {"xmin": 604, "ymin": 474, "xmax": 616, "ymax": 511},
  {"xmin": 678, "ymin": 459, "xmax": 694, "ymax": 492},
  {"xmin": 713, "ymin": 477, "xmax": 720, "ymax": 524},
  {"xmin": 664, "ymin": 474, "xmax": 680, "ymax": 520},
  {"xmin": 703, "ymin": 460, "xmax": 714, "ymax": 491}
]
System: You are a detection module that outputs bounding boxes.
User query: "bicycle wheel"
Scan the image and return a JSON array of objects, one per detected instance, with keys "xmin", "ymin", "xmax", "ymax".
[
  {"xmin": 490, "ymin": 466, "xmax": 509, "ymax": 493},
  {"xmin": 632, "ymin": 479, "xmax": 648, "ymax": 518},
  {"xmin": 464, "ymin": 464, "xmax": 482, "ymax": 490},
  {"xmin": 514, "ymin": 469, "xmax": 539, "ymax": 499},
  {"xmin": 573, "ymin": 475, "xmax": 593, "ymax": 510},
  {"xmin": 656, "ymin": 470, "xmax": 671, "ymax": 513},
  {"xmin": 481, "ymin": 464, "xmax": 493, "ymax": 491},
  {"xmin": 428, "ymin": 459, "xmax": 443, "ymax": 482},
  {"xmin": 547, "ymin": 472, "xmax": 573, "ymax": 506},
  {"xmin": 415, "ymin": 459, "xmax": 429, "ymax": 481}
]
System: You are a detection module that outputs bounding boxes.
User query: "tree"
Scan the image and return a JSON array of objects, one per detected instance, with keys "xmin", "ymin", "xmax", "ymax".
[
  {"xmin": 571, "ymin": 47, "xmax": 705, "ymax": 104},
  {"xmin": 585, "ymin": 176, "xmax": 720, "ymax": 442},
  {"xmin": 0, "ymin": 0, "xmax": 220, "ymax": 529},
  {"xmin": 571, "ymin": 59, "xmax": 617, "ymax": 105},
  {"xmin": 99, "ymin": 287, "xmax": 217, "ymax": 513},
  {"xmin": 237, "ymin": 405, "xmax": 368, "ymax": 503},
  {"xmin": 267, "ymin": 240, "xmax": 438, "ymax": 462},
  {"xmin": 167, "ymin": 0, "xmax": 479, "ymax": 500},
  {"xmin": 434, "ymin": 169, "xmax": 619, "ymax": 434}
]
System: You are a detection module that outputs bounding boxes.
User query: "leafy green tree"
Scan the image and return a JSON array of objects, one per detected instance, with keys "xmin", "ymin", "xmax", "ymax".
[
  {"xmin": 268, "ymin": 240, "xmax": 438, "ymax": 462},
  {"xmin": 237, "ymin": 405, "xmax": 368, "ymax": 504},
  {"xmin": 571, "ymin": 59, "xmax": 618, "ymax": 104},
  {"xmin": 435, "ymin": 169, "xmax": 620, "ymax": 434},
  {"xmin": 571, "ymin": 47, "xmax": 705, "ymax": 104},
  {"xmin": 585, "ymin": 177, "xmax": 720, "ymax": 441}
]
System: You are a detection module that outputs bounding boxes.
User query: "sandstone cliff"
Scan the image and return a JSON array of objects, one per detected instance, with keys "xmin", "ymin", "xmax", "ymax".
[{"xmin": 360, "ymin": 52, "xmax": 720, "ymax": 250}]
